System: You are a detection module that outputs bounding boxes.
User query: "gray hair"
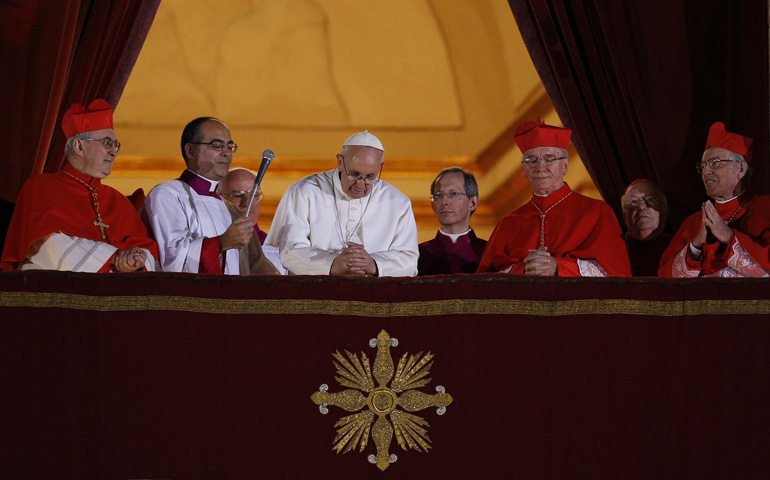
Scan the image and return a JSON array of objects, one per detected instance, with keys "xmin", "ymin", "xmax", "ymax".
[
  {"xmin": 340, "ymin": 144, "xmax": 385, "ymax": 163},
  {"xmin": 729, "ymin": 151, "xmax": 752, "ymax": 189},
  {"xmin": 430, "ymin": 167, "xmax": 479, "ymax": 198},
  {"xmin": 521, "ymin": 147, "xmax": 569, "ymax": 161},
  {"xmin": 64, "ymin": 132, "xmax": 91, "ymax": 157}
]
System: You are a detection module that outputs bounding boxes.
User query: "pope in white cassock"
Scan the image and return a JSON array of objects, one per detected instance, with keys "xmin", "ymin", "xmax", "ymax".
[{"xmin": 265, "ymin": 131, "xmax": 419, "ymax": 276}]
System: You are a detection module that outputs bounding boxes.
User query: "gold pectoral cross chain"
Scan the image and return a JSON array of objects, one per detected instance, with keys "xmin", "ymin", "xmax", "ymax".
[
  {"xmin": 62, "ymin": 171, "xmax": 110, "ymax": 240},
  {"xmin": 91, "ymin": 192, "xmax": 110, "ymax": 239}
]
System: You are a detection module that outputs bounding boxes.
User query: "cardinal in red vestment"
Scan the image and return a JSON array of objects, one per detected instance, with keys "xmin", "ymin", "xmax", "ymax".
[
  {"xmin": 477, "ymin": 119, "xmax": 630, "ymax": 276},
  {"xmin": 658, "ymin": 122, "xmax": 770, "ymax": 277},
  {"xmin": 0, "ymin": 99, "xmax": 159, "ymax": 272}
]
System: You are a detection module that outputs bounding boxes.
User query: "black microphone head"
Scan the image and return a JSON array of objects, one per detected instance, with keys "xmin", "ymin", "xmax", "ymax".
[{"xmin": 255, "ymin": 149, "xmax": 275, "ymax": 188}]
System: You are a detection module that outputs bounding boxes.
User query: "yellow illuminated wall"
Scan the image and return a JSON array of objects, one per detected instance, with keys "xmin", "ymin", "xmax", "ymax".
[{"xmin": 108, "ymin": 0, "xmax": 600, "ymax": 242}]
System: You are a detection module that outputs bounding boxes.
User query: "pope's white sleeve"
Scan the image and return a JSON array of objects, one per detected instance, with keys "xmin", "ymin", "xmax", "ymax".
[
  {"xmin": 369, "ymin": 203, "xmax": 419, "ymax": 277},
  {"xmin": 267, "ymin": 187, "xmax": 338, "ymax": 275}
]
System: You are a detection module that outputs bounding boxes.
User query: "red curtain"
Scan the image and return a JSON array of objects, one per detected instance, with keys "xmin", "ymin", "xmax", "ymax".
[
  {"xmin": 508, "ymin": 0, "xmax": 769, "ymax": 226},
  {"xmin": 0, "ymin": 0, "xmax": 160, "ymax": 204}
]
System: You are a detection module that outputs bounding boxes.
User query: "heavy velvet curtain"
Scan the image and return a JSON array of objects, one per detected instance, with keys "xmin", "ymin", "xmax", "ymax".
[
  {"xmin": 508, "ymin": 0, "xmax": 769, "ymax": 226},
  {"xmin": 0, "ymin": 0, "xmax": 161, "ymax": 204}
]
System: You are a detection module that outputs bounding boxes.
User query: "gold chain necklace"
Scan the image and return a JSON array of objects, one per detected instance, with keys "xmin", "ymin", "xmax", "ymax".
[
  {"xmin": 61, "ymin": 170, "xmax": 110, "ymax": 240},
  {"xmin": 530, "ymin": 190, "xmax": 573, "ymax": 247},
  {"xmin": 726, "ymin": 199, "xmax": 747, "ymax": 224}
]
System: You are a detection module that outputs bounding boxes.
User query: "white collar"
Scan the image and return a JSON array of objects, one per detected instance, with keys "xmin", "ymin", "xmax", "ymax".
[
  {"xmin": 439, "ymin": 227, "xmax": 471, "ymax": 244},
  {"xmin": 715, "ymin": 190, "xmax": 745, "ymax": 204},
  {"xmin": 189, "ymin": 169, "xmax": 220, "ymax": 192}
]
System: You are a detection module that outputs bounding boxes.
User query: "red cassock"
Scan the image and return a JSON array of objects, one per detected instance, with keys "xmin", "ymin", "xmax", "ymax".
[
  {"xmin": 0, "ymin": 163, "xmax": 159, "ymax": 271},
  {"xmin": 477, "ymin": 183, "xmax": 631, "ymax": 276},
  {"xmin": 658, "ymin": 192, "xmax": 770, "ymax": 277}
]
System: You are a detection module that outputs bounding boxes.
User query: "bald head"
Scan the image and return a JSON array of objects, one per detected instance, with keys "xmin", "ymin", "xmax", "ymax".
[
  {"xmin": 219, "ymin": 167, "xmax": 259, "ymax": 214},
  {"xmin": 220, "ymin": 168, "xmax": 255, "ymax": 192},
  {"xmin": 621, "ymin": 181, "xmax": 668, "ymax": 240}
]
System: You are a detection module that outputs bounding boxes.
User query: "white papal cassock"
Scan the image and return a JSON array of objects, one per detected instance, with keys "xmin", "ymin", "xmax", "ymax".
[{"xmin": 265, "ymin": 168, "xmax": 418, "ymax": 276}]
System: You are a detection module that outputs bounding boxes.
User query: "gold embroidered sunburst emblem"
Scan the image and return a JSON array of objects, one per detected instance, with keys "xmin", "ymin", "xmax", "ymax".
[{"xmin": 310, "ymin": 330, "xmax": 453, "ymax": 471}]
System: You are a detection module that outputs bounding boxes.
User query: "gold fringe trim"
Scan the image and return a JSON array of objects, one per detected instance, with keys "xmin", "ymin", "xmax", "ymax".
[{"xmin": 2, "ymin": 292, "xmax": 770, "ymax": 316}]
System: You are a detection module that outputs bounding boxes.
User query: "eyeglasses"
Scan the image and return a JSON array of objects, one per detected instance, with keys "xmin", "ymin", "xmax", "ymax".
[
  {"xmin": 340, "ymin": 156, "xmax": 382, "ymax": 185},
  {"xmin": 222, "ymin": 190, "xmax": 262, "ymax": 202},
  {"xmin": 696, "ymin": 157, "xmax": 741, "ymax": 173},
  {"xmin": 431, "ymin": 191, "xmax": 469, "ymax": 201},
  {"xmin": 624, "ymin": 196, "xmax": 658, "ymax": 209},
  {"xmin": 82, "ymin": 137, "xmax": 120, "ymax": 152},
  {"xmin": 521, "ymin": 155, "xmax": 567, "ymax": 167},
  {"xmin": 190, "ymin": 140, "xmax": 238, "ymax": 153}
]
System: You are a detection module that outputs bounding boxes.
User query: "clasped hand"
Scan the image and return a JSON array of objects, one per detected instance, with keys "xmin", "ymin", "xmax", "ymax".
[
  {"xmin": 692, "ymin": 200, "xmax": 734, "ymax": 249},
  {"xmin": 524, "ymin": 246, "xmax": 558, "ymax": 276},
  {"xmin": 331, "ymin": 242, "xmax": 377, "ymax": 276},
  {"xmin": 112, "ymin": 246, "xmax": 147, "ymax": 272}
]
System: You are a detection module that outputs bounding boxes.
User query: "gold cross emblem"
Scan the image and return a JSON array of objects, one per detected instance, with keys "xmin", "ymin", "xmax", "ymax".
[
  {"xmin": 93, "ymin": 219, "xmax": 110, "ymax": 239},
  {"xmin": 311, "ymin": 330, "xmax": 453, "ymax": 471}
]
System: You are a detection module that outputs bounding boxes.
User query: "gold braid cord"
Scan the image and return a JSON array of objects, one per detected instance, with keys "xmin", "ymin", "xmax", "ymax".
[
  {"xmin": 310, "ymin": 330, "xmax": 453, "ymax": 471},
  {"xmin": 61, "ymin": 170, "xmax": 110, "ymax": 240},
  {"xmin": 530, "ymin": 190, "xmax": 572, "ymax": 248}
]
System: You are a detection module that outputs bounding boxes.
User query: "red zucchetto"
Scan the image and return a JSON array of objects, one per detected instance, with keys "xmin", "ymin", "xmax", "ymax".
[
  {"xmin": 513, "ymin": 117, "xmax": 572, "ymax": 152},
  {"xmin": 61, "ymin": 99, "xmax": 114, "ymax": 139},
  {"xmin": 705, "ymin": 122, "xmax": 753, "ymax": 161}
]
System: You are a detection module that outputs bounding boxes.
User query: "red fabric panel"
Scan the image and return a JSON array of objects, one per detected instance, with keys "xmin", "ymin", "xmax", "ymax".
[
  {"xmin": 199, "ymin": 236, "xmax": 224, "ymax": 274},
  {"xmin": 127, "ymin": 187, "xmax": 146, "ymax": 212},
  {"xmin": 2, "ymin": 272, "xmax": 770, "ymax": 479}
]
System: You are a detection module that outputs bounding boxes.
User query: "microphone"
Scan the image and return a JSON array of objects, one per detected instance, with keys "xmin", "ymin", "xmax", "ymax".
[
  {"xmin": 245, "ymin": 149, "xmax": 275, "ymax": 217},
  {"xmin": 255, "ymin": 149, "xmax": 275, "ymax": 187}
]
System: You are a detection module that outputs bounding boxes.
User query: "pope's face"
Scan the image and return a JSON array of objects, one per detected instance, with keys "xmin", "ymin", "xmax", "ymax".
[
  {"xmin": 337, "ymin": 146, "xmax": 383, "ymax": 199},
  {"xmin": 622, "ymin": 182, "xmax": 664, "ymax": 240},
  {"xmin": 186, "ymin": 120, "xmax": 233, "ymax": 181},
  {"xmin": 431, "ymin": 171, "xmax": 477, "ymax": 233},
  {"xmin": 72, "ymin": 128, "xmax": 118, "ymax": 179},
  {"xmin": 700, "ymin": 147, "xmax": 746, "ymax": 201},
  {"xmin": 522, "ymin": 147, "xmax": 568, "ymax": 196}
]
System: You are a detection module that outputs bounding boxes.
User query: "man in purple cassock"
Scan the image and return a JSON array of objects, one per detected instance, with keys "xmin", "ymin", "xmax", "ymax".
[{"xmin": 418, "ymin": 167, "xmax": 487, "ymax": 275}]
